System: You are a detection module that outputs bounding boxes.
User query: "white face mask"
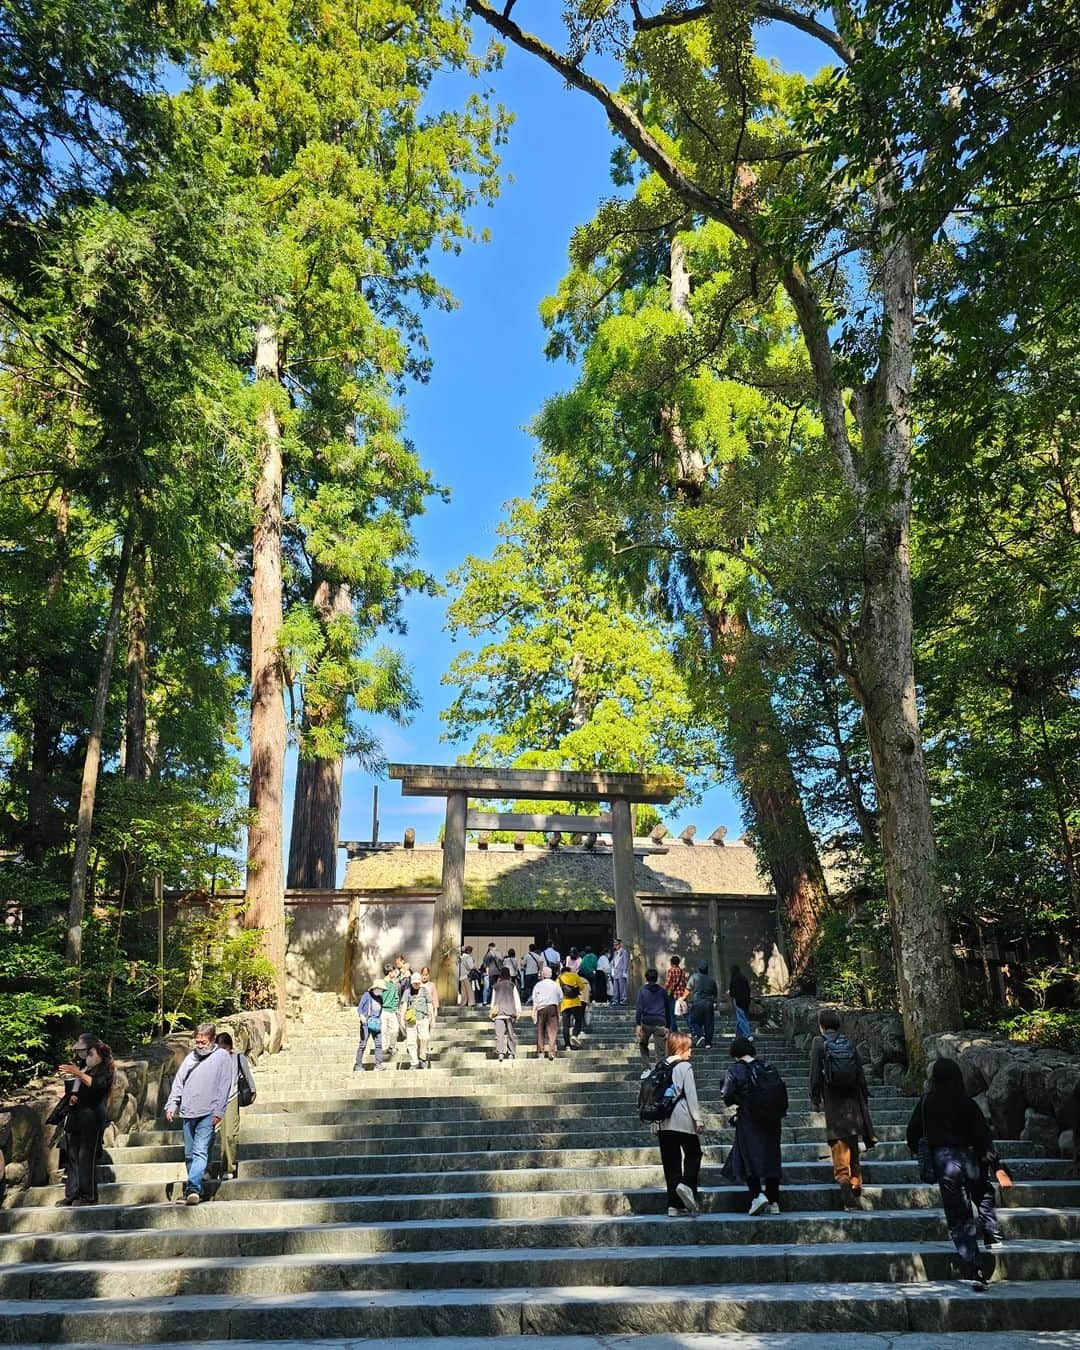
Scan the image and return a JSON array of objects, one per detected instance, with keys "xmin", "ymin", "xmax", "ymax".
[{"xmin": 193, "ymin": 1042, "xmax": 215, "ymax": 1058}]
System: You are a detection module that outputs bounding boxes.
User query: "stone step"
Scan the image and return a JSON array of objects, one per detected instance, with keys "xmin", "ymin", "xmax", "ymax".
[
  {"xmin": 6, "ymin": 1237, "xmax": 1080, "ymax": 1302},
  {"xmin": 2, "ymin": 1279, "xmax": 1080, "ymax": 1342},
  {"xmin": 104, "ymin": 1125, "xmax": 979, "ymax": 1163},
  {"xmin": 19, "ymin": 1156, "xmax": 1075, "ymax": 1209},
  {"xmin": 9, "ymin": 1334, "xmax": 1080, "ymax": 1350},
  {"xmin": 92, "ymin": 1139, "xmax": 1042, "ymax": 1184},
  {"xmin": 2, "ymin": 1206, "xmax": 1077, "ymax": 1267},
  {"xmin": 5, "ymin": 1179, "xmax": 1077, "ymax": 1235},
  {"xmin": 124, "ymin": 1120, "xmax": 915, "ymax": 1147}
]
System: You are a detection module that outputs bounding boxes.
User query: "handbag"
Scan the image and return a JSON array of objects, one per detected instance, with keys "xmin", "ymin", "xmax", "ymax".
[
  {"xmin": 674, "ymin": 996, "xmax": 689, "ymax": 1016},
  {"xmin": 236, "ymin": 1058, "xmax": 254, "ymax": 1109},
  {"xmin": 916, "ymin": 1096, "xmax": 937, "ymax": 1183}
]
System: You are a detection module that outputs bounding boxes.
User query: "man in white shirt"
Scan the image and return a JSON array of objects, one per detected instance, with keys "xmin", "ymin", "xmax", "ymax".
[{"xmin": 531, "ymin": 967, "xmax": 562, "ymax": 1060}]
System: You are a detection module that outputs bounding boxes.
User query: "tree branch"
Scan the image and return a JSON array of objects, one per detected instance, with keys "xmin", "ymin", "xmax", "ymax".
[
  {"xmin": 632, "ymin": 0, "xmax": 853, "ymax": 63},
  {"xmin": 464, "ymin": 1, "xmax": 760, "ymax": 250}
]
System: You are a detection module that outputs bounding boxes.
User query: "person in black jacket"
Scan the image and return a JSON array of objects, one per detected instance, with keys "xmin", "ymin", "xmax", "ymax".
[
  {"xmin": 56, "ymin": 1034, "xmax": 115, "ymax": 1206},
  {"xmin": 905, "ymin": 1057, "xmax": 997, "ymax": 1290},
  {"xmin": 720, "ymin": 1036, "xmax": 784, "ymax": 1214}
]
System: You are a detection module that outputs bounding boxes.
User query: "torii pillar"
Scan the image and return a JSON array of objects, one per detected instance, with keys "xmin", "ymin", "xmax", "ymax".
[{"xmin": 389, "ymin": 764, "xmax": 682, "ymax": 1004}]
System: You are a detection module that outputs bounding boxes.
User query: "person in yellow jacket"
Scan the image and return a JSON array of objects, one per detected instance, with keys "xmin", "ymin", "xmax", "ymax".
[{"xmin": 557, "ymin": 967, "xmax": 590, "ymax": 1050}]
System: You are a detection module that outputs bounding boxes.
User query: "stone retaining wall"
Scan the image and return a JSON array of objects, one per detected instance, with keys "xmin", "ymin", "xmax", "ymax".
[
  {"xmin": 926, "ymin": 1031, "xmax": 1080, "ymax": 1160},
  {"xmin": 765, "ymin": 995, "xmax": 1080, "ymax": 1159},
  {"xmin": 0, "ymin": 1008, "xmax": 284, "ymax": 1206},
  {"xmin": 763, "ymin": 995, "xmax": 907, "ymax": 1084}
]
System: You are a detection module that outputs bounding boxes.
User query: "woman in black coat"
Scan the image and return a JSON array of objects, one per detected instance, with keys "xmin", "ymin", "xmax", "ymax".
[
  {"xmin": 56, "ymin": 1034, "xmax": 115, "ymax": 1206},
  {"xmin": 720, "ymin": 1036, "xmax": 784, "ymax": 1215},
  {"xmin": 906, "ymin": 1057, "xmax": 997, "ymax": 1290}
]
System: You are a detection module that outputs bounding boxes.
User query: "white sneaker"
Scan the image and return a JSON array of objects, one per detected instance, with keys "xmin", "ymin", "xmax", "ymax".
[
  {"xmin": 667, "ymin": 1206, "xmax": 682, "ymax": 1217},
  {"xmin": 184, "ymin": 1191, "xmax": 201, "ymax": 1206},
  {"xmin": 766, "ymin": 1202, "xmax": 780, "ymax": 1214},
  {"xmin": 676, "ymin": 1182, "xmax": 700, "ymax": 1215},
  {"xmin": 748, "ymin": 1193, "xmax": 770, "ymax": 1216}
]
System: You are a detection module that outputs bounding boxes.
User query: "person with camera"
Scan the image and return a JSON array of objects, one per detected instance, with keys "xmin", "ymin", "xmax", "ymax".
[{"xmin": 56, "ymin": 1034, "xmax": 115, "ymax": 1207}]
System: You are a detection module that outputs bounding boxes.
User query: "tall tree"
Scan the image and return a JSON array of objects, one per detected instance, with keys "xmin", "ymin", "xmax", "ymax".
[
  {"xmin": 464, "ymin": 0, "xmax": 1078, "ymax": 1058},
  {"xmin": 184, "ymin": 0, "xmax": 503, "ymax": 996}
]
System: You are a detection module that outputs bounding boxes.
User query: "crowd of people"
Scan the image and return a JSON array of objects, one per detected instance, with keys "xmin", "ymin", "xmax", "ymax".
[{"xmin": 52, "ymin": 946, "xmax": 1015, "ymax": 1292}]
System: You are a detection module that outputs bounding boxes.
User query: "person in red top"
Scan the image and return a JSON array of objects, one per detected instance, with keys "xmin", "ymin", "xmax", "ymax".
[{"xmin": 665, "ymin": 956, "xmax": 689, "ymax": 1030}]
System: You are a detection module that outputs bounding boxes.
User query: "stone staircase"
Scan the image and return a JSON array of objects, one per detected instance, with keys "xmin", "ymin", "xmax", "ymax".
[{"xmin": 2, "ymin": 1002, "xmax": 1080, "ymax": 1347}]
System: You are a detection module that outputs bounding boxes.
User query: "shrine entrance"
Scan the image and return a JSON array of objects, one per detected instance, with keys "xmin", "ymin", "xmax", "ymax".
[{"xmin": 387, "ymin": 764, "xmax": 680, "ymax": 1003}]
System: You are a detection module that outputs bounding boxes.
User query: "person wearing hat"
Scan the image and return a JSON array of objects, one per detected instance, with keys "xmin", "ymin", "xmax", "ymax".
[
  {"xmin": 402, "ymin": 969, "xmax": 432, "ymax": 1069},
  {"xmin": 687, "ymin": 960, "xmax": 719, "ymax": 1048},
  {"xmin": 354, "ymin": 981, "xmax": 385, "ymax": 1072},
  {"xmin": 610, "ymin": 937, "xmax": 630, "ymax": 1006}
]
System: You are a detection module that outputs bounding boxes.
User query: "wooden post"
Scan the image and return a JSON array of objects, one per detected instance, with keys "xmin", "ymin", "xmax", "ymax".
[
  {"xmin": 710, "ymin": 897, "xmax": 725, "ymax": 991},
  {"xmin": 433, "ymin": 791, "xmax": 467, "ymax": 1003},
  {"xmin": 611, "ymin": 797, "xmax": 644, "ymax": 994}
]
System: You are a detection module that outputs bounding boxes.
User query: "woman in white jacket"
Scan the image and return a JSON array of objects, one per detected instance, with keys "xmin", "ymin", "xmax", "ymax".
[{"xmin": 657, "ymin": 1029, "xmax": 705, "ymax": 1216}]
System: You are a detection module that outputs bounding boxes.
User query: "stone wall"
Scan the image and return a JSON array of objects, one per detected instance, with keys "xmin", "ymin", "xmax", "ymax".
[
  {"xmin": 764, "ymin": 995, "xmax": 908, "ymax": 1084},
  {"xmin": 926, "ymin": 1031, "xmax": 1080, "ymax": 1159},
  {"xmin": 641, "ymin": 895, "xmax": 777, "ymax": 983},
  {"xmin": 767, "ymin": 995, "xmax": 1080, "ymax": 1159},
  {"xmin": 285, "ymin": 891, "xmax": 436, "ymax": 999},
  {"xmin": 0, "ymin": 1007, "xmax": 284, "ymax": 1207}
]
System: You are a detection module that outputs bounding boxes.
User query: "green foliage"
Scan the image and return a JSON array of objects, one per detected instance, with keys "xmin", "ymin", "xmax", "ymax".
[
  {"xmin": 996, "ymin": 1012, "xmax": 1080, "ymax": 1054},
  {"xmin": 812, "ymin": 903, "xmax": 897, "ymax": 1011}
]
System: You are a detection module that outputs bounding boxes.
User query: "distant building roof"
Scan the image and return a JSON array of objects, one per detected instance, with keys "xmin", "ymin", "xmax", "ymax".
[{"xmin": 342, "ymin": 838, "xmax": 774, "ymax": 911}]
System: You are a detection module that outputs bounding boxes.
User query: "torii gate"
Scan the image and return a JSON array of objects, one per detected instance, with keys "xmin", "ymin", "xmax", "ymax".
[{"xmin": 388, "ymin": 764, "xmax": 681, "ymax": 1003}]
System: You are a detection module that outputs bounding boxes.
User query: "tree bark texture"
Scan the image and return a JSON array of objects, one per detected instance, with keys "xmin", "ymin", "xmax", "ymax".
[
  {"xmin": 66, "ymin": 509, "xmax": 136, "ymax": 969},
  {"xmin": 287, "ymin": 578, "xmax": 351, "ymax": 890},
  {"xmin": 245, "ymin": 321, "xmax": 288, "ymax": 1013}
]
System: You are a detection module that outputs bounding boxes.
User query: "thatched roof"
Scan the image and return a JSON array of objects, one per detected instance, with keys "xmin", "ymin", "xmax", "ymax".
[{"xmin": 342, "ymin": 839, "xmax": 774, "ymax": 911}]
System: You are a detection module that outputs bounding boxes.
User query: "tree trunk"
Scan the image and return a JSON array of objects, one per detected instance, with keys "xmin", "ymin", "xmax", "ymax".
[
  {"xmin": 696, "ymin": 581, "xmax": 830, "ymax": 982},
  {"xmin": 245, "ymin": 321, "xmax": 288, "ymax": 1014},
  {"xmin": 847, "ymin": 227, "xmax": 961, "ymax": 1063},
  {"xmin": 665, "ymin": 235, "xmax": 829, "ymax": 981},
  {"xmin": 66, "ymin": 508, "xmax": 137, "ymax": 970},
  {"xmin": 287, "ymin": 577, "xmax": 351, "ymax": 890},
  {"xmin": 123, "ymin": 540, "xmax": 150, "ymax": 783},
  {"xmin": 854, "ymin": 533, "xmax": 962, "ymax": 1058}
]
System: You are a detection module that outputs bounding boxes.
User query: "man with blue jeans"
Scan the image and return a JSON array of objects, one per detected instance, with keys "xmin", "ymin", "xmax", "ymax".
[
  {"xmin": 165, "ymin": 1022, "xmax": 234, "ymax": 1205},
  {"xmin": 728, "ymin": 965, "xmax": 752, "ymax": 1039},
  {"xmin": 635, "ymin": 967, "xmax": 672, "ymax": 1063}
]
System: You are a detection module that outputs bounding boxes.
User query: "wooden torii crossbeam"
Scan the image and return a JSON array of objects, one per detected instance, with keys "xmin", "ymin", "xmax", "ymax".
[{"xmin": 387, "ymin": 764, "xmax": 682, "ymax": 1002}]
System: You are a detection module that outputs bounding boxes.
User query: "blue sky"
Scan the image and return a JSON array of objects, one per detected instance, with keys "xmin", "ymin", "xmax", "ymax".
[{"xmin": 288, "ymin": 15, "xmax": 830, "ymax": 866}]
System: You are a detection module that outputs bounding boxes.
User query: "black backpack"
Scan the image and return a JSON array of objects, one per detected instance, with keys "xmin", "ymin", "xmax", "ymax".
[
  {"xmin": 638, "ymin": 1060, "xmax": 684, "ymax": 1123},
  {"xmin": 822, "ymin": 1033, "xmax": 860, "ymax": 1089},
  {"xmin": 746, "ymin": 1061, "xmax": 788, "ymax": 1122}
]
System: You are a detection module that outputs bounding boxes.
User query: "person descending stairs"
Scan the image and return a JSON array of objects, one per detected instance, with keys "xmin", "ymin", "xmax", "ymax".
[{"xmin": 1, "ymin": 997, "xmax": 1080, "ymax": 1345}]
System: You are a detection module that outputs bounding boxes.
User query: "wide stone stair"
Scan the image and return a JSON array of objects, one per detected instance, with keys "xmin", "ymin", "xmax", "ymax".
[{"xmin": 3, "ymin": 1001, "xmax": 1080, "ymax": 1347}]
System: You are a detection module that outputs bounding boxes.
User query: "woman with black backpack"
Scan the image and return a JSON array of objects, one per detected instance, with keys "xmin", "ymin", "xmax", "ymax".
[
  {"xmin": 720, "ymin": 1036, "xmax": 787, "ymax": 1215},
  {"xmin": 651, "ymin": 1030, "xmax": 705, "ymax": 1217}
]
